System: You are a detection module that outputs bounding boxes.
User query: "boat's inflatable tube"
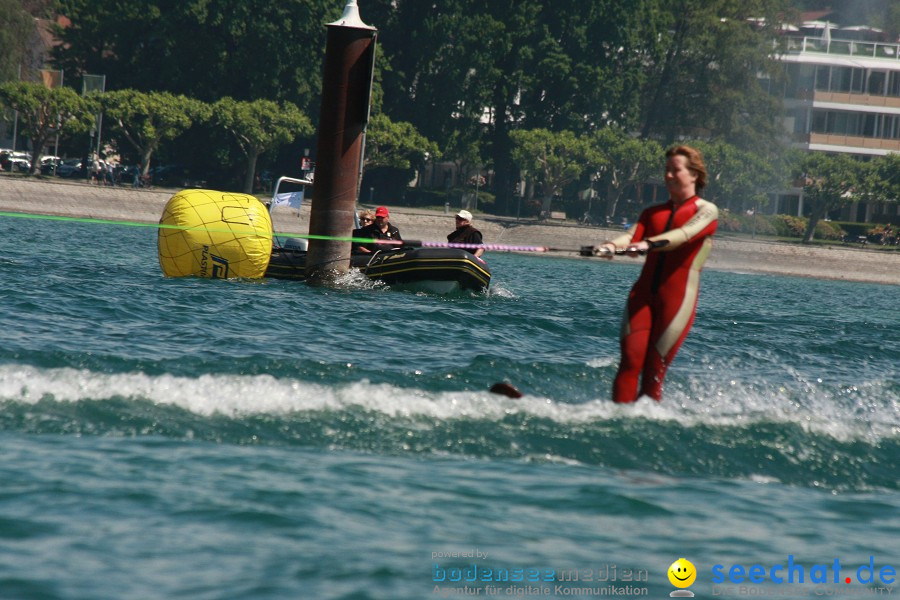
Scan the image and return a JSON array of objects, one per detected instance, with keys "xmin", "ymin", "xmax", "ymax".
[
  {"xmin": 265, "ymin": 246, "xmax": 491, "ymax": 292},
  {"xmin": 158, "ymin": 189, "xmax": 273, "ymax": 278}
]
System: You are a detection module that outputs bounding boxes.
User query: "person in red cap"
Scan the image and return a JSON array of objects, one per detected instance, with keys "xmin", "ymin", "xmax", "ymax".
[{"xmin": 358, "ymin": 206, "xmax": 402, "ymax": 252}]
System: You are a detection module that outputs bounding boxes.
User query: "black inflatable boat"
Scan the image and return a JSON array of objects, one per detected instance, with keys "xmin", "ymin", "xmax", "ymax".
[{"xmin": 265, "ymin": 244, "xmax": 491, "ymax": 293}]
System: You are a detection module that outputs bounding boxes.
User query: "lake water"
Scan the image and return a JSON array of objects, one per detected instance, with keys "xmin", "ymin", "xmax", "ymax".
[{"xmin": 0, "ymin": 215, "xmax": 897, "ymax": 599}]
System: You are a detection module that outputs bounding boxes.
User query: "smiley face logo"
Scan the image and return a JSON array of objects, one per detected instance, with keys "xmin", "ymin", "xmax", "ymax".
[{"xmin": 668, "ymin": 558, "xmax": 697, "ymax": 588}]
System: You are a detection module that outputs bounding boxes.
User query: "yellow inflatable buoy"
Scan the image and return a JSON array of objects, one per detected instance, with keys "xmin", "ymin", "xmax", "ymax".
[{"xmin": 158, "ymin": 189, "xmax": 273, "ymax": 278}]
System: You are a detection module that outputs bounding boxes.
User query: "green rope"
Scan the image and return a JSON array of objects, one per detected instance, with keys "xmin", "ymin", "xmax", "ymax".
[{"xmin": 0, "ymin": 210, "xmax": 370, "ymax": 243}]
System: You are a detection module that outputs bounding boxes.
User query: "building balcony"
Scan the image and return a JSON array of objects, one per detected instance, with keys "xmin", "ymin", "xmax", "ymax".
[
  {"xmin": 813, "ymin": 90, "xmax": 900, "ymax": 109},
  {"xmin": 794, "ymin": 132, "xmax": 900, "ymax": 153},
  {"xmin": 784, "ymin": 36, "xmax": 900, "ymax": 62}
]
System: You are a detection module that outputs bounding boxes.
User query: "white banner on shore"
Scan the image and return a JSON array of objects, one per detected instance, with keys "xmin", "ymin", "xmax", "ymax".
[{"xmin": 271, "ymin": 190, "xmax": 304, "ymax": 209}]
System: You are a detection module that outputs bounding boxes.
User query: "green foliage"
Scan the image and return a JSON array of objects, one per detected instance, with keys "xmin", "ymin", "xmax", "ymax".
[
  {"xmin": 213, "ymin": 97, "xmax": 312, "ymax": 192},
  {"xmin": 365, "ymin": 113, "xmax": 440, "ymax": 171},
  {"xmin": 716, "ymin": 211, "xmax": 778, "ymax": 236},
  {"xmin": 0, "ymin": 0, "xmax": 34, "ymax": 83},
  {"xmin": 717, "ymin": 211, "xmax": 847, "ymax": 240},
  {"xmin": 0, "ymin": 81, "xmax": 95, "ymax": 174},
  {"xmin": 28, "ymin": 0, "xmax": 897, "ymax": 211},
  {"xmin": 52, "ymin": 0, "xmax": 340, "ymax": 112},
  {"xmin": 591, "ymin": 128, "xmax": 661, "ymax": 218},
  {"xmin": 862, "ymin": 153, "xmax": 900, "ymax": 205},
  {"xmin": 639, "ymin": 0, "xmax": 790, "ymax": 149},
  {"xmin": 792, "ymin": 151, "xmax": 866, "ymax": 242},
  {"xmin": 97, "ymin": 89, "xmax": 210, "ymax": 175},
  {"xmin": 772, "ymin": 214, "xmax": 807, "ymax": 237},
  {"xmin": 369, "ymin": 0, "xmax": 671, "ymax": 208},
  {"xmin": 835, "ymin": 221, "xmax": 872, "ymax": 239},
  {"xmin": 691, "ymin": 139, "xmax": 786, "ymax": 212},
  {"xmin": 766, "ymin": 214, "xmax": 845, "ymax": 240},
  {"xmin": 510, "ymin": 128, "xmax": 598, "ymax": 213},
  {"xmin": 815, "ymin": 220, "xmax": 846, "ymax": 241}
]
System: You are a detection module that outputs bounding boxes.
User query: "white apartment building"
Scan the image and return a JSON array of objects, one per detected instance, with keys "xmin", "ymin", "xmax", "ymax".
[{"xmin": 775, "ymin": 22, "xmax": 900, "ymax": 223}]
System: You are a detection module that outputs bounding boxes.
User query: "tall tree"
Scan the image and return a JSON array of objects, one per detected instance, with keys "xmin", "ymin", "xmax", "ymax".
[
  {"xmin": 0, "ymin": 0, "xmax": 36, "ymax": 82},
  {"xmin": 364, "ymin": 113, "xmax": 440, "ymax": 171},
  {"xmin": 97, "ymin": 89, "xmax": 210, "ymax": 176},
  {"xmin": 692, "ymin": 140, "xmax": 784, "ymax": 213},
  {"xmin": 213, "ymin": 97, "xmax": 312, "ymax": 193},
  {"xmin": 795, "ymin": 152, "xmax": 865, "ymax": 243},
  {"xmin": 370, "ymin": 0, "xmax": 667, "ymax": 209},
  {"xmin": 591, "ymin": 128, "xmax": 663, "ymax": 220},
  {"xmin": 0, "ymin": 81, "xmax": 95, "ymax": 174},
  {"xmin": 366, "ymin": 0, "xmax": 500, "ymax": 163},
  {"xmin": 52, "ymin": 0, "xmax": 339, "ymax": 115},
  {"xmin": 510, "ymin": 128, "xmax": 599, "ymax": 215},
  {"xmin": 860, "ymin": 152, "xmax": 900, "ymax": 208},
  {"xmin": 639, "ymin": 0, "xmax": 790, "ymax": 149}
]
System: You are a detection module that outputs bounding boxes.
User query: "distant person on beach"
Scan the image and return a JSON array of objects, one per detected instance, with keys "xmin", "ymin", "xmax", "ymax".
[
  {"xmin": 447, "ymin": 210, "xmax": 484, "ymax": 257},
  {"xmin": 594, "ymin": 145, "xmax": 718, "ymax": 404},
  {"xmin": 351, "ymin": 210, "xmax": 375, "ymax": 254}
]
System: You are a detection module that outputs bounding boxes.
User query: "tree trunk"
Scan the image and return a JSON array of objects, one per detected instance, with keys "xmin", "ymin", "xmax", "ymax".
[
  {"xmin": 28, "ymin": 147, "xmax": 42, "ymax": 177},
  {"xmin": 540, "ymin": 193, "xmax": 554, "ymax": 217},
  {"xmin": 605, "ymin": 188, "xmax": 624, "ymax": 222},
  {"xmin": 640, "ymin": 14, "xmax": 689, "ymax": 139},
  {"xmin": 243, "ymin": 150, "xmax": 259, "ymax": 194},
  {"xmin": 141, "ymin": 148, "xmax": 154, "ymax": 177},
  {"xmin": 489, "ymin": 92, "xmax": 513, "ymax": 213},
  {"xmin": 803, "ymin": 204, "xmax": 828, "ymax": 243}
]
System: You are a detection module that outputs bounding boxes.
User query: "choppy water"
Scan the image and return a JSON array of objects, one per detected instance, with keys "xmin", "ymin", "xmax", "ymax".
[{"xmin": 0, "ymin": 215, "xmax": 897, "ymax": 599}]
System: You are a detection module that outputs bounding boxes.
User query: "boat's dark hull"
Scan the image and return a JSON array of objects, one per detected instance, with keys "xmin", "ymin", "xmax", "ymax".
[{"xmin": 265, "ymin": 246, "xmax": 491, "ymax": 292}]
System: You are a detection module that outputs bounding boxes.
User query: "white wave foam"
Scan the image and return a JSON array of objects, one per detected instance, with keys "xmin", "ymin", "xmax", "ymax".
[
  {"xmin": 486, "ymin": 284, "xmax": 517, "ymax": 299},
  {"xmin": 586, "ymin": 357, "xmax": 616, "ymax": 368},
  {"xmin": 0, "ymin": 364, "xmax": 895, "ymax": 441}
]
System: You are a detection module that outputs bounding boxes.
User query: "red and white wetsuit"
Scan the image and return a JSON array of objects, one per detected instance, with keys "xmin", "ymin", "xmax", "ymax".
[{"xmin": 609, "ymin": 196, "xmax": 718, "ymax": 403}]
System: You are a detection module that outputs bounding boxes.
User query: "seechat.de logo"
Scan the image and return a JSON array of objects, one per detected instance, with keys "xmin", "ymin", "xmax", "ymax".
[{"xmin": 711, "ymin": 556, "xmax": 896, "ymax": 585}]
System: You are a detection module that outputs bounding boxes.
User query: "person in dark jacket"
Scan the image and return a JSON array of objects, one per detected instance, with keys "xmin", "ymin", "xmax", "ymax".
[
  {"xmin": 447, "ymin": 210, "xmax": 484, "ymax": 257},
  {"xmin": 359, "ymin": 206, "xmax": 402, "ymax": 252},
  {"xmin": 351, "ymin": 209, "xmax": 375, "ymax": 254}
]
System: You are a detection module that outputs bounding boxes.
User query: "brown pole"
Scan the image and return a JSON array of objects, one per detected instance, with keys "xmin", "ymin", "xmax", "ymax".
[{"xmin": 306, "ymin": 1, "xmax": 377, "ymax": 284}]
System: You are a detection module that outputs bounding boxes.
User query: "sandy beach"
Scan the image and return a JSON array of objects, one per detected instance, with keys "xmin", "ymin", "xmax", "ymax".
[{"xmin": 2, "ymin": 175, "xmax": 898, "ymax": 285}]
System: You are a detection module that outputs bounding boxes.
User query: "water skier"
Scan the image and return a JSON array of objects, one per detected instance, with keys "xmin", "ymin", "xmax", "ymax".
[{"xmin": 595, "ymin": 145, "xmax": 718, "ymax": 403}]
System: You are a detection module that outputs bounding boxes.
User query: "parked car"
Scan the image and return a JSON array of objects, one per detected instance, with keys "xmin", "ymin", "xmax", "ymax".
[
  {"xmin": 148, "ymin": 164, "xmax": 206, "ymax": 188},
  {"xmin": 40, "ymin": 156, "xmax": 62, "ymax": 175},
  {"xmin": 0, "ymin": 151, "xmax": 32, "ymax": 173},
  {"xmin": 117, "ymin": 164, "xmax": 143, "ymax": 186},
  {"xmin": 55, "ymin": 158, "xmax": 85, "ymax": 178}
]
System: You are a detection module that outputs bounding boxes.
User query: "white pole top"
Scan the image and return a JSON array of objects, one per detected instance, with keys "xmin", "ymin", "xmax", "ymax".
[{"xmin": 328, "ymin": 0, "xmax": 376, "ymax": 30}]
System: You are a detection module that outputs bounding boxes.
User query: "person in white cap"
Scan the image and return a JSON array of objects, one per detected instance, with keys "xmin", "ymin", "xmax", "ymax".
[{"xmin": 447, "ymin": 209, "xmax": 484, "ymax": 257}]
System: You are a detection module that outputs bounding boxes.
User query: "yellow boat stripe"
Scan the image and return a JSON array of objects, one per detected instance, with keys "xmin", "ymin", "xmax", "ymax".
[
  {"xmin": 368, "ymin": 257, "xmax": 490, "ymax": 278},
  {"xmin": 367, "ymin": 264, "xmax": 491, "ymax": 287}
]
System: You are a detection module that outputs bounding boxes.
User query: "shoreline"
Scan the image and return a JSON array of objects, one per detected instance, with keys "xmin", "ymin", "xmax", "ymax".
[{"xmin": 2, "ymin": 175, "xmax": 899, "ymax": 286}]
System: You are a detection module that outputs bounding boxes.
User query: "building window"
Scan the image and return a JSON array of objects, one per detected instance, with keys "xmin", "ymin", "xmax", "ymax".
[
  {"xmin": 885, "ymin": 115, "xmax": 900, "ymax": 139},
  {"xmin": 851, "ymin": 68, "xmax": 865, "ymax": 93},
  {"xmin": 889, "ymin": 72, "xmax": 900, "ymax": 98},
  {"xmin": 867, "ymin": 71, "xmax": 886, "ymax": 95},
  {"xmin": 787, "ymin": 64, "xmax": 816, "ymax": 97},
  {"xmin": 833, "ymin": 67, "xmax": 852, "ymax": 92},
  {"xmin": 790, "ymin": 108, "xmax": 807, "ymax": 133},
  {"xmin": 829, "ymin": 66, "xmax": 866, "ymax": 93},
  {"xmin": 812, "ymin": 110, "xmax": 827, "ymax": 132},
  {"xmin": 811, "ymin": 110, "xmax": 899, "ymax": 139},
  {"xmin": 815, "ymin": 65, "xmax": 830, "ymax": 91},
  {"xmin": 862, "ymin": 113, "xmax": 877, "ymax": 137}
]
